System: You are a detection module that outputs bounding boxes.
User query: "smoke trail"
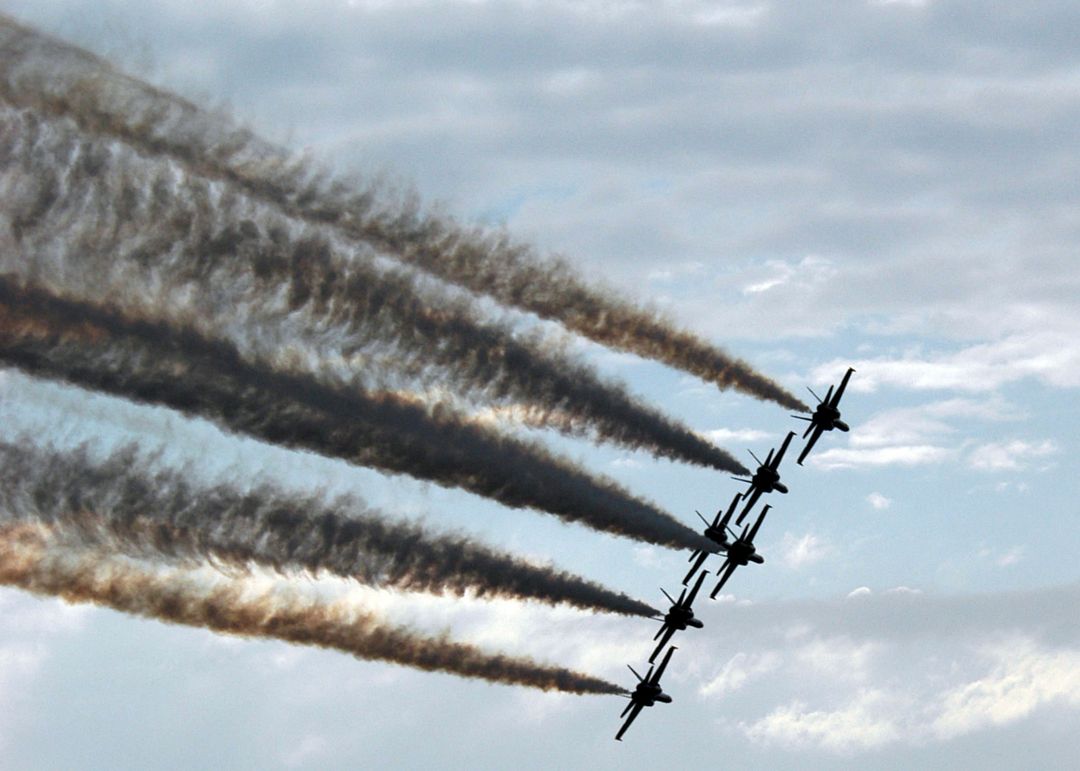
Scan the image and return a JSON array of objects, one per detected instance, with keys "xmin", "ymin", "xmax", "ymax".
[
  {"xmin": 0, "ymin": 12, "xmax": 807, "ymax": 414},
  {"xmin": 0, "ymin": 105, "xmax": 747, "ymax": 475},
  {"xmin": 0, "ymin": 523, "xmax": 627, "ymax": 694},
  {"xmin": 0, "ymin": 279, "xmax": 713, "ymax": 552},
  {"xmin": 0, "ymin": 438, "xmax": 658, "ymax": 617}
]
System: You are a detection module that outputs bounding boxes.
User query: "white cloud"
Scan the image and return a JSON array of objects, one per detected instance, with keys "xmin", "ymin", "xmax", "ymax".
[
  {"xmin": 702, "ymin": 427, "xmax": 774, "ymax": 445},
  {"xmin": 996, "ymin": 547, "xmax": 1024, "ymax": 567},
  {"xmin": 809, "ymin": 444, "xmax": 953, "ymax": 470},
  {"xmin": 778, "ymin": 532, "xmax": 830, "ymax": 569},
  {"xmin": 0, "ymin": 643, "xmax": 47, "ymax": 750},
  {"xmin": 847, "ymin": 397, "xmax": 1015, "ymax": 449},
  {"xmin": 883, "ymin": 586, "xmax": 922, "ymax": 596},
  {"xmin": 967, "ymin": 439, "xmax": 1058, "ymax": 471},
  {"xmin": 977, "ymin": 545, "xmax": 1024, "ymax": 568},
  {"xmin": 812, "ymin": 331, "xmax": 1080, "ymax": 395},
  {"xmin": 281, "ymin": 733, "xmax": 331, "ymax": 768},
  {"xmin": 632, "ymin": 545, "xmax": 665, "ymax": 569},
  {"xmin": 806, "ymin": 395, "xmax": 1030, "ymax": 471},
  {"xmin": 0, "ymin": 590, "xmax": 90, "ymax": 634},
  {"xmin": 866, "ymin": 492, "xmax": 892, "ymax": 510},
  {"xmin": 742, "ymin": 690, "xmax": 901, "ymax": 753},
  {"xmin": 696, "ymin": 589, "xmax": 1080, "ymax": 756},
  {"xmin": 741, "ymin": 256, "xmax": 836, "ymax": 296},
  {"xmin": 699, "ymin": 651, "xmax": 782, "ymax": 698},
  {"xmin": 794, "ymin": 636, "xmax": 880, "ymax": 683},
  {"xmin": 932, "ymin": 638, "xmax": 1080, "ymax": 740}
]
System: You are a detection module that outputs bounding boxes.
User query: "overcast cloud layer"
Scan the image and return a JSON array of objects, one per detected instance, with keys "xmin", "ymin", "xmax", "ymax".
[{"xmin": 1, "ymin": 1, "xmax": 1079, "ymax": 768}]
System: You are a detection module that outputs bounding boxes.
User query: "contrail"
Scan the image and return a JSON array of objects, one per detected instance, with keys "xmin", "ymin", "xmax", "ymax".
[
  {"xmin": 0, "ymin": 12, "xmax": 808, "ymax": 413},
  {"xmin": 0, "ymin": 523, "xmax": 628, "ymax": 695},
  {"xmin": 0, "ymin": 438, "xmax": 658, "ymax": 617},
  {"xmin": 0, "ymin": 279, "xmax": 714, "ymax": 552},
  {"xmin": 0, "ymin": 104, "xmax": 748, "ymax": 475}
]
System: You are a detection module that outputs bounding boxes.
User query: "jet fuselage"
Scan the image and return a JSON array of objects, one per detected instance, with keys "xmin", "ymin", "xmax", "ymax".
[
  {"xmin": 727, "ymin": 539, "xmax": 763, "ymax": 566},
  {"xmin": 703, "ymin": 525, "xmax": 731, "ymax": 548},
  {"xmin": 663, "ymin": 605, "xmax": 702, "ymax": 631},
  {"xmin": 633, "ymin": 682, "xmax": 672, "ymax": 707}
]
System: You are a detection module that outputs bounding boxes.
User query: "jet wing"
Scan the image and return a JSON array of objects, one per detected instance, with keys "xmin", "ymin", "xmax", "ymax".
[
  {"xmin": 770, "ymin": 431, "xmax": 796, "ymax": 470},
  {"xmin": 748, "ymin": 504, "xmax": 771, "ymax": 542},
  {"xmin": 712, "ymin": 561, "xmax": 738, "ymax": 596},
  {"xmin": 719, "ymin": 492, "xmax": 741, "ymax": 528},
  {"xmin": 830, "ymin": 367, "xmax": 855, "ymax": 408},
  {"xmin": 797, "ymin": 424, "xmax": 825, "ymax": 465},
  {"xmin": 685, "ymin": 570, "xmax": 708, "ymax": 608},
  {"xmin": 615, "ymin": 702, "xmax": 644, "ymax": 741},
  {"xmin": 651, "ymin": 645, "xmax": 677, "ymax": 684},
  {"xmin": 653, "ymin": 619, "xmax": 672, "ymax": 642},
  {"xmin": 649, "ymin": 626, "xmax": 677, "ymax": 664},
  {"xmin": 683, "ymin": 550, "xmax": 710, "ymax": 586},
  {"xmin": 736, "ymin": 487, "xmax": 763, "ymax": 526}
]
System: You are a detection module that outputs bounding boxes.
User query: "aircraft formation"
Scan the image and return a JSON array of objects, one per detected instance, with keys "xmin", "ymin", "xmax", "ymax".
[{"xmin": 615, "ymin": 367, "xmax": 855, "ymax": 740}]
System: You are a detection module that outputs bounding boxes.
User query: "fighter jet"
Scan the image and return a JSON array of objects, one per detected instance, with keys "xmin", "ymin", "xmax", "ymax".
[
  {"xmin": 615, "ymin": 646, "xmax": 677, "ymax": 741},
  {"xmin": 709, "ymin": 505, "xmax": 770, "ymax": 599},
  {"xmin": 683, "ymin": 492, "xmax": 743, "ymax": 585},
  {"xmin": 794, "ymin": 367, "xmax": 855, "ymax": 465},
  {"xmin": 732, "ymin": 432, "xmax": 795, "ymax": 525},
  {"xmin": 649, "ymin": 571, "xmax": 708, "ymax": 663}
]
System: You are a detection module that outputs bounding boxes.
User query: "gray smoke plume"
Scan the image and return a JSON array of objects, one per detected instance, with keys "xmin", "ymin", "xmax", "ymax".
[
  {"xmin": 0, "ymin": 104, "xmax": 747, "ymax": 475},
  {"xmin": 0, "ymin": 523, "xmax": 628, "ymax": 695},
  {"xmin": 0, "ymin": 279, "xmax": 714, "ymax": 552},
  {"xmin": 0, "ymin": 12, "xmax": 807, "ymax": 414},
  {"xmin": 0, "ymin": 437, "xmax": 658, "ymax": 617}
]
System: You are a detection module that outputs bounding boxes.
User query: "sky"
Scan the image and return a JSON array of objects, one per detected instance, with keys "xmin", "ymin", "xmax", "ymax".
[{"xmin": 1, "ymin": 0, "xmax": 1079, "ymax": 768}]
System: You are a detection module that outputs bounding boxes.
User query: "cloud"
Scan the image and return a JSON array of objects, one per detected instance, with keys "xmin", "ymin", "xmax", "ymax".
[
  {"xmin": 866, "ymin": 492, "xmax": 892, "ymax": 510},
  {"xmin": 699, "ymin": 651, "xmax": 782, "ymax": 698},
  {"xmin": 0, "ymin": 643, "xmax": 47, "ymax": 750},
  {"xmin": 809, "ymin": 444, "xmax": 953, "ymax": 470},
  {"xmin": 281, "ymin": 734, "xmax": 331, "ymax": 768},
  {"xmin": 632, "ymin": 545, "xmax": 665, "ymax": 569},
  {"xmin": 740, "ymin": 256, "xmax": 837, "ymax": 296},
  {"xmin": 846, "ymin": 397, "xmax": 1017, "ymax": 448},
  {"xmin": 702, "ymin": 427, "xmax": 774, "ymax": 445},
  {"xmin": 689, "ymin": 586, "xmax": 1080, "ymax": 755},
  {"xmin": 967, "ymin": 439, "xmax": 1058, "ymax": 471},
  {"xmin": 806, "ymin": 395, "xmax": 1053, "ymax": 475},
  {"xmin": 978, "ymin": 545, "xmax": 1024, "ymax": 568},
  {"xmin": 742, "ymin": 689, "xmax": 901, "ymax": 753},
  {"xmin": 778, "ymin": 532, "xmax": 830, "ymax": 569},
  {"xmin": 932, "ymin": 638, "xmax": 1080, "ymax": 740},
  {"xmin": 812, "ymin": 331, "xmax": 1080, "ymax": 395}
]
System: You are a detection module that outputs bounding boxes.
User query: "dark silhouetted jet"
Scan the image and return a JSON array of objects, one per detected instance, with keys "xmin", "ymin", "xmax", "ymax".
[
  {"xmin": 732, "ymin": 432, "xmax": 795, "ymax": 525},
  {"xmin": 684, "ymin": 492, "xmax": 742, "ymax": 585},
  {"xmin": 649, "ymin": 571, "xmax": 708, "ymax": 663},
  {"xmin": 616, "ymin": 646, "xmax": 677, "ymax": 741},
  {"xmin": 709, "ymin": 504, "xmax": 770, "ymax": 599},
  {"xmin": 794, "ymin": 367, "xmax": 855, "ymax": 465}
]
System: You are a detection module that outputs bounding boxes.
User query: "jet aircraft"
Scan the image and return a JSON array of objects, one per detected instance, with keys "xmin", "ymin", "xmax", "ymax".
[
  {"xmin": 649, "ymin": 571, "xmax": 708, "ymax": 663},
  {"xmin": 709, "ymin": 505, "xmax": 770, "ymax": 599},
  {"xmin": 615, "ymin": 646, "xmax": 677, "ymax": 741},
  {"xmin": 732, "ymin": 432, "xmax": 795, "ymax": 525},
  {"xmin": 794, "ymin": 367, "xmax": 855, "ymax": 465},
  {"xmin": 684, "ymin": 492, "xmax": 743, "ymax": 585}
]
